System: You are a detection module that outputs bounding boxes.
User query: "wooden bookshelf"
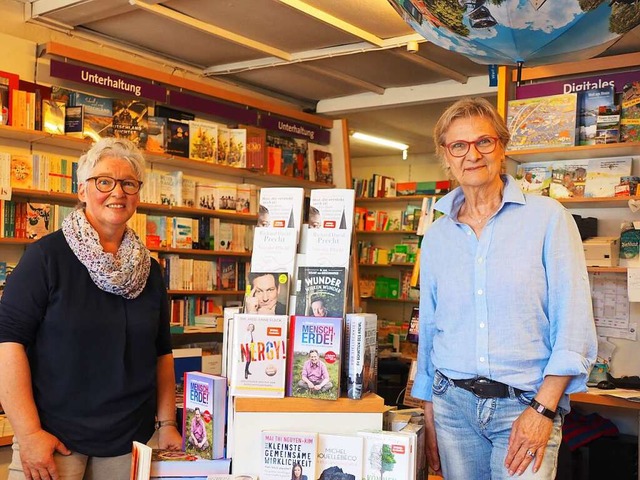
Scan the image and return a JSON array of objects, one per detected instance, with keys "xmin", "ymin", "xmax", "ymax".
[
  {"xmin": 356, "ymin": 230, "xmax": 418, "ymax": 235},
  {"xmin": 359, "ymin": 262, "xmax": 414, "ymax": 268},
  {"xmin": 360, "ymin": 296, "xmax": 419, "ymax": 304},
  {"xmin": 235, "ymin": 392, "xmax": 386, "ymax": 413},
  {"xmin": 355, "ymin": 195, "xmax": 437, "ymax": 203},
  {"xmin": 506, "ymin": 142, "xmax": 640, "ymax": 163}
]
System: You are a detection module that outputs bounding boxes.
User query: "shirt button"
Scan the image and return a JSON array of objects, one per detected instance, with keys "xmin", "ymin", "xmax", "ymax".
[
  {"xmin": 478, "ymin": 257, "xmax": 483, "ymax": 264},
  {"xmin": 477, "ymin": 289, "xmax": 483, "ymax": 295},
  {"xmin": 480, "ymin": 322, "xmax": 485, "ymax": 328},
  {"xmin": 480, "ymin": 356, "xmax": 485, "ymax": 362},
  {"xmin": 467, "ymin": 231, "xmax": 472, "ymax": 236}
]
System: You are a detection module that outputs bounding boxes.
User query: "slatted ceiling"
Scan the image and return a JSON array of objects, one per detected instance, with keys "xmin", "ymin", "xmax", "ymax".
[
  {"xmin": 30, "ymin": 0, "xmax": 135, "ymax": 25},
  {"xmin": 161, "ymin": 0, "xmax": 362, "ymax": 52},
  {"xmin": 303, "ymin": 0, "xmax": 413, "ymax": 38},
  {"xmin": 231, "ymin": 64, "xmax": 366, "ymax": 102},
  {"xmin": 310, "ymin": 49, "xmax": 456, "ymax": 87},
  {"xmin": 418, "ymin": 43, "xmax": 490, "ymax": 77},
  {"xmin": 83, "ymin": 11, "xmax": 264, "ymax": 66}
]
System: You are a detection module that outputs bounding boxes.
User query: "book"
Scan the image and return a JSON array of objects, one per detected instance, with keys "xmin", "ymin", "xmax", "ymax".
[
  {"xmin": 294, "ymin": 266, "xmax": 346, "ymax": 318},
  {"xmin": 515, "ymin": 162, "xmax": 552, "ymax": 196},
  {"xmin": 112, "ymin": 99, "xmax": 148, "ymax": 149},
  {"xmin": 161, "ymin": 171, "xmax": 183, "ymax": 207},
  {"xmin": 244, "ymin": 272, "xmax": 289, "ymax": 315},
  {"xmin": 145, "ymin": 215, "xmax": 167, "ymax": 248},
  {"xmin": 309, "ymin": 188, "xmax": 355, "ymax": 231},
  {"xmin": 549, "ymin": 159, "xmax": 589, "ymax": 198},
  {"xmin": 344, "ymin": 313, "xmax": 378, "ymax": 400},
  {"xmin": 167, "ymin": 119, "xmax": 190, "ymax": 157},
  {"xmin": 227, "ymin": 128, "xmax": 246, "ymax": 168},
  {"xmin": 250, "ymin": 227, "xmax": 298, "ymax": 277},
  {"xmin": 42, "ymin": 100, "xmax": 66, "ymax": 135},
  {"xmin": 316, "ymin": 433, "xmax": 364, "ymax": 480},
  {"xmin": 229, "ymin": 313, "xmax": 288, "ymax": 398},
  {"xmin": 189, "ymin": 120, "xmax": 218, "ymax": 162},
  {"xmin": 243, "ymin": 125, "xmax": 267, "ymax": 170},
  {"xmin": 595, "ymin": 104, "xmax": 621, "ymax": 144},
  {"xmin": 182, "ymin": 371, "xmax": 227, "ymax": 459},
  {"xmin": 261, "ymin": 430, "xmax": 318, "ymax": 480},
  {"xmin": 257, "ymin": 187, "xmax": 304, "ymax": 234},
  {"xmin": 577, "ymin": 87, "xmax": 615, "ymax": 146},
  {"xmin": 25, "ymin": 202, "xmax": 50, "ymax": 240},
  {"xmin": 64, "ymin": 105, "xmax": 84, "ymax": 137},
  {"xmin": 182, "ymin": 177, "xmax": 196, "ymax": 208},
  {"xmin": 313, "ymin": 150, "xmax": 333, "ymax": 184},
  {"xmin": 147, "ymin": 116, "xmax": 168, "ymax": 153},
  {"xmin": 406, "ymin": 306, "xmax": 419, "ymax": 344},
  {"xmin": 130, "ymin": 441, "xmax": 231, "ymax": 479},
  {"xmin": 507, "ymin": 93, "xmax": 578, "ymax": 150},
  {"xmin": 584, "ymin": 157, "xmax": 632, "ymax": 198},
  {"xmin": 287, "ymin": 315, "xmax": 342, "ymax": 400},
  {"xmin": 70, "ymin": 92, "xmax": 113, "ymax": 141},
  {"xmin": 358, "ymin": 430, "xmax": 413, "ymax": 480},
  {"xmin": 10, "ymin": 154, "xmax": 33, "ymax": 189},
  {"xmin": 620, "ymin": 81, "xmax": 640, "ymax": 143}
]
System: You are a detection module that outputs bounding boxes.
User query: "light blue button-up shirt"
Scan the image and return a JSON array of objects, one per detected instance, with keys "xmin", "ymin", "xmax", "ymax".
[{"xmin": 411, "ymin": 175, "xmax": 597, "ymax": 412}]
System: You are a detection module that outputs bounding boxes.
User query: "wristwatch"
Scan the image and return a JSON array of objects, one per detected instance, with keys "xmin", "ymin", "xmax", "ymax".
[
  {"xmin": 155, "ymin": 420, "xmax": 178, "ymax": 430},
  {"xmin": 529, "ymin": 398, "xmax": 557, "ymax": 419}
]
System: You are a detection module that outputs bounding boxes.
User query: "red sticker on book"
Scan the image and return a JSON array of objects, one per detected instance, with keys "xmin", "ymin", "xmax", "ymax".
[{"xmin": 324, "ymin": 351, "xmax": 336, "ymax": 363}]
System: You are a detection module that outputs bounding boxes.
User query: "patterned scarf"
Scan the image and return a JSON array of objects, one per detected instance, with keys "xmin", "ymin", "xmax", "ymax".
[{"xmin": 62, "ymin": 209, "xmax": 151, "ymax": 299}]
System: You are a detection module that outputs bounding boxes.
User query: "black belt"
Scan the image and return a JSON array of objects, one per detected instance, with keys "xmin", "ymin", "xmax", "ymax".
[{"xmin": 451, "ymin": 376, "xmax": 525, "ymax": 399}]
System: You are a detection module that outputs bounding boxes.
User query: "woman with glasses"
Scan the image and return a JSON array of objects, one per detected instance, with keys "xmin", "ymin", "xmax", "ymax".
[
  {"xmin": 0, "ymin": 138, "xmax": 182, "ymax": 479},
  {"xmin": 411, "ymin": 98, "xmax": 597, "ymax": 479}
]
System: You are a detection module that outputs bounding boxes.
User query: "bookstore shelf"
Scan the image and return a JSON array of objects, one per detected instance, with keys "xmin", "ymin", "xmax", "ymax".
[
  {"xmin": 356, "ymin": 230, "xmax": 418, "ymax": 235},
  {"xmin": 506, "ymin": 141, "xmax": 640, "ymax": 163},
  {"xmin": 9, "ymin": 189, "xmax": 260, "ymax": 222},
  {"xmin": 360, "ymin": 296, "xmax": 419, "ymax": 304},
  {"xmin": 557, "ymin": 196, "xmax": 640, "ymax": 208},
  {"xmin": 0, "ymin": 125, "xmax": 334, "ymax": 189},
  {"xmin": 359, "ymin": 262, "xmax": 414, "ymax": 268},
  {"xmin": 587, "ymin": 266, "xmax": 627, "ymax": 273},
  {"xmin": 0, "ymin": 238, "xmax": 33, "ymax": 246},
  {"xmin": 148, "ymin": 247, "xmax": 251, "ymax": 257},
  {"xmin": 167, "ymin": 289, "xmax": 244, "ymax": 295},
  {"xmin": 235, "ymin": 392, "xmax": 385, "ymax": 413},
  {"xmin": 355, "ymin": 195, "xmax": 438, "ymax": 204}
]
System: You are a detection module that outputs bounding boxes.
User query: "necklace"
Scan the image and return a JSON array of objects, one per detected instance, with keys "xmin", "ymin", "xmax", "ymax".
[{"xmin": 462, "ymin": 204, "xmax": 494, "ymax": 225}]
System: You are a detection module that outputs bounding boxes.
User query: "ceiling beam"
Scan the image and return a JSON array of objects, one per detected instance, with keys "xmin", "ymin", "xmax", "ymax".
[
  {"xmin": 315, "ymin": 75, "xmax": 496, "ymax": 114},
  {"xmin": 204, "ymin": 34, "xmax": 425, "ymax": 75},
  {"xmin": 277, "ymin": 0, "xmax": 386, "ymax": 47},
  {"xmin": 128, "ymin": 0, "xmax": 293, "ymax": 61},
  {"xmin": 296, "ymin": 64, "xmax": 385, "ymax": 95},
  {"xmin": 392, "ymin": 50, "xmax": 469, "ymax": 84}
]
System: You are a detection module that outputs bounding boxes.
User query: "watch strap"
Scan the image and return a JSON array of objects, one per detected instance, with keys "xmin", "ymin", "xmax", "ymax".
[
  {"xmin": 529, "ymin": 398, "xmax": 557, "ymax": 419},
  {"xmin": 155, "ymin": 419, "xmax": 178, "ymax": 430}
]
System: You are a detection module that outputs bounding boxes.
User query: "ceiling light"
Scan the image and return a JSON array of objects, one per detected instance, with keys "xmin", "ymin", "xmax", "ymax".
[{"xmin": 351, "ymin": 132, "xmax": 409, "ymax": 151}]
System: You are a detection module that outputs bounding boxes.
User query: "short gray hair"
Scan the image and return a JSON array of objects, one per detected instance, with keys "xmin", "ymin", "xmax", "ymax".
[
  {"xmin": 434, "ymin": 97, "xmax": 510, "ymax": 174},
  {"xmin": 76, "ymin": 137, "xmax": 146, "ymax": 184}
]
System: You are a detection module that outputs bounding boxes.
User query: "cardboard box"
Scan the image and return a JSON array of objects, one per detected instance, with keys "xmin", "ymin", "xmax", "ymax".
[{"xmin": 583, "ymin": 236, "xmax": 619, "ymax": 267}]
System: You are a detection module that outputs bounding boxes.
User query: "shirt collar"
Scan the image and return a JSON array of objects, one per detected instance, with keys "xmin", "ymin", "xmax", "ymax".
[{"xmin": 435, "ymin": 174, "xmax": 525, "ymax": 220}]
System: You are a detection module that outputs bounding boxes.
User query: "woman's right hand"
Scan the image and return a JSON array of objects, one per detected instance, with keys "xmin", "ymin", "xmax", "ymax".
[{"xmin": 18, "ymin": 429, "xmax": 70, "ymax": 480}]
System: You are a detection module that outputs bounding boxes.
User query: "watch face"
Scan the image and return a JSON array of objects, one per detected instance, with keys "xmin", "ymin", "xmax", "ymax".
[{"xmin": 536, "ymin": 405, "xmax": 545, "ymax": 413}]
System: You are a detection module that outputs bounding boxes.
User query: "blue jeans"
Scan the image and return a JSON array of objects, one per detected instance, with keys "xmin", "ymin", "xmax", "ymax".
[{"xmin": 432, "ymin": 371, "xmax": 563, "ymax": 480}]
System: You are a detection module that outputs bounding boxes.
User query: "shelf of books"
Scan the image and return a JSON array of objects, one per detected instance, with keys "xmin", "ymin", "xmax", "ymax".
[
  {"xmin": 355, "ymin": 194, "xmax": 438, "ymax": 204},
  {"xmin": 359, "ymin": 262, "xmax": 415, "ymax": 268},
  {"xmin": 361, "ymin": 296, "xmax": 419, "ymax": 304},
  {"xmin": 507, "ymin": 142, "xmax": 640, "ymax": 163},
  {"xmin": 356, "ymin": 229, "xmax": 418, "ymax": 235}
]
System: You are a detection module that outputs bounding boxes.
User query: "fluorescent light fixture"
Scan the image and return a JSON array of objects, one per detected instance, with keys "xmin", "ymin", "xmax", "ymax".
[{"xmin": 351, "ymin": 131, "xmax": 409, "ymax": 151}]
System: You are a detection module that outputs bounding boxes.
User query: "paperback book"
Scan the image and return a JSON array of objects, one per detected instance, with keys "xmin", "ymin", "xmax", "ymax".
[
  {"xmin": 507, "ymin": 93, "xmax": 578, "ymax": 150},
  {"xmin": 287, "ymin": 316, "xmax": 342, "ymax": 400},
  {"xmin": 577, "ymin": 86, "xmax": 615, "ymax": 145},
  {"xmin": 257, "ymin": 187, "xmax": 304, "ymax": 235},
  {"xmin": 112, "ymin": 99, "xmax": 148, "ymax": 149},
  {"xmin": 621, "ymin": 81, "xmax": 640, "ymax": 143},
  {"xmin": 316, "ymin": 433, "xmax": 364, "ymax": 480},
  {"xmin": 357, "ymin": 430, "xmax": 413, "ymax": 480},
  {"xmin": 42, "ymin": 100, "xmax": 65, "ymax": 135},
  {"xmin": 25, "ymin": 202, "xmax": 51, "ymax": 240},
  {"xmin": 344, "ymin": 313, "xmax": 378, "ymax": 400},
  {"xmin": 294, "ymin": 266, "xmax": 346, "ymax": 318},
  {"xmin": 313, "ymin": 150, "xmax": 333, "ymax": 184},
  {"xmin": 261, "ymin": 431, "xmax": 318, "ymax": 480},
  {"xmin": 244, "ymin": 272, "xmax": 290, "ymax": 315},
  {"xmin": 250, "ymin": 227, "xmax": 298, "ymax": 277},
  {"xmin": 182, "ymin": 371, "xmax": 227, "ymax": 459},
  {"xmin": 189, "ymin": 120, "xmax": 218, "ymax": 163},
  {"xmin": 147, "ymin": 116, "xmax": 168, "ymax": 153},
  {"xmin": 584, "ymin": 157, "xmax": 632, "ymax": 198},
  {"xmin": 515, "ymin": 162, "xmax": 552, "ymax": 196},
  {"xmin": 167, "ymin": 119, "xmax": 190, "ymax": 158},
  {"xmin": 227, "ymin": 128, "xmax": 247, "ymax": 168},
  {"xmin": 549, "ymin": 159, "xmax": 589, "ymax": 198},
  {"xmin": 229, "ymin": 313, "xmax": 288, "ymax": 398},
  {"xmin": 308, "ymin": 188, "xmax": 354, "ymax": 232}
]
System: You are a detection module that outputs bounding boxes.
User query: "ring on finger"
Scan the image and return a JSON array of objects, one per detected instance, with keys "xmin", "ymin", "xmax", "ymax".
[{"xmin": 526, "ymin": 449, "xmax": 536, "ymax": 458}]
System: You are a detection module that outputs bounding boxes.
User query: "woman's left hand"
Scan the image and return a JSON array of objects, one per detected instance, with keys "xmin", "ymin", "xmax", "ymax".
[
  {"xmin": 504, "ymin": 407, "xmax": 553, "ymax": 476},
  {"xmin": 158, "ymin": 426, "xmax": 183, "ymax": 450}
]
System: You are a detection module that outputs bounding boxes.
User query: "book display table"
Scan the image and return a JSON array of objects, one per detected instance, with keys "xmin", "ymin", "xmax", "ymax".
[{"xmin": 231, "ymin": 393, "xmax": 387, "ymax": 474}]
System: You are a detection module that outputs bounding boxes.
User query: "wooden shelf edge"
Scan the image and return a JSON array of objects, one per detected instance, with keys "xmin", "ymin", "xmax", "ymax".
[
  {"xmin": 571, "ymin": 392, "xmax": 640, "ymax": 410},
  {"xmin": 355, "ymin": 195, "xmax": 440, "ymax": 203},
  {"xmin": 234, "ymin": 392, "xmax": 386, "ymax": 413},
  {"xmin": 356, "ymin": 230, "xmax": 418, "ymax": 235},
  {"xmin": 506, "ymin": 142, "xmax": 640, "ymax": 162},
  {"xmin": 0, "ymin": 435, "xmax": 12, "ymax": 447}
]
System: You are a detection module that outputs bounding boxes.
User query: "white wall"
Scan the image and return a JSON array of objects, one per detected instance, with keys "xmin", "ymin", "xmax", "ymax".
[{"xmin": 351, "ymin": 151, "xmax": 447, "ymax": 183}]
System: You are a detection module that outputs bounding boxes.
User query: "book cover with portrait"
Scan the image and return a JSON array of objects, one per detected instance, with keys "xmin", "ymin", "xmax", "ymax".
[
  {"xmin": 261, "ymin": 430, "xmax": 317, "ymax": 480},
  {"xmin": 286, "ymin": 315, "xmax": 342, "ymax": 400},
  {"xmin": 229, "ymin": 313, "xmax": 288, "ymax": 398},
  {"xmin": 256, "ymin": 187, "xmax": 304, "ymax": 234},
  {"xmin": 294, "ymin": 266, "xmax": 346, "ymax": 318},
  {"xmin": 182, "ymin": 371, "xmax": 227, "ymax": 460},
  {"xmin": 308, "ymin": 188, "xmax": 354, "ymax": 232},
  {"xmin": 244, "ymin": 272, "xmax": 290, "ymax": 316}
]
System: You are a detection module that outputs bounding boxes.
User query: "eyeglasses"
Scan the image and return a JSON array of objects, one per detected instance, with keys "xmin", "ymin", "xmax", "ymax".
[
  {"xmin": 87, "ymin": 176, "xmax": 143, "ymax": 195},
  {"xmin": 444, "ymin": 136, "xmax": 499, "ymax": 158}
]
